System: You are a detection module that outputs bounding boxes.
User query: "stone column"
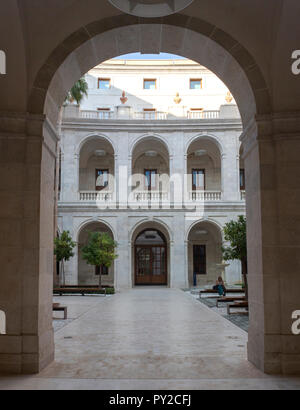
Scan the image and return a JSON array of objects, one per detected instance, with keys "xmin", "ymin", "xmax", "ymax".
[
  {"xmin": 115, "ymin": 133, "xmax": 129, "ymax": 209},
  {"xmin": 115, "ymin": 214, "xmax": 131, "ymax": 290},
  {"xmin": 62, "ymin": 215, "xmax": 78, "ymax": 286},
  {"xmin": 61, "ymin": 134, "xmax": 79, "ymax": 202},
  {"xmin": 243, "ymin": 113, "xmax": 300, "ymax": 375},
  {"xmin": 170, "ymin": 214, "xmax": 188, "ymax": 288},
  {"xmin": 221, "ymin": 134, "xmax": 240, "ymax": 201},
  {"xmin": 169, "ymin": 134, "xmax": 185, "ymax": 209},
  {"xmin": 0, "ymin": 112, "xmax": 56, "ymax": 374}
]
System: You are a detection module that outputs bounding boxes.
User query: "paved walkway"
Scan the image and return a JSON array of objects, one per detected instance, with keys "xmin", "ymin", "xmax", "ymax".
[{"xmin": 1, "ymin": 288, "xmax": 300, "ymax": 390}]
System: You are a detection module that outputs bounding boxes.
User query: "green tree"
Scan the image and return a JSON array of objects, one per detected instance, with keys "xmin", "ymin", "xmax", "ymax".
[
  {"xmin": 222, "ymin": 215, "xmax": 248, "ymax": 300},
  {"xmin": 65, "ymin": 77, "xmax": 88, "ymax": 105},
  {"xmin": 54, "ymin": 231, "xmax": 76, "ymax": 287},
  {"xmin": 82, "ymin": 232, "xmax": 118, "ymax": 288}
]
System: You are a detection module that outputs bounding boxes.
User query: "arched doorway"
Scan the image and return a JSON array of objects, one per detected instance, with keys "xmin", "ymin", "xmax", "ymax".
[
  {"xmin": 77, "ymin": 221, "xmax": 115, "ymax": 287},
  {"xmin": 131, "ymin": 221, "xmax": 171, "ymax": 286},
  {"xmin": 187, "ymin": 221, "xmax": 223, "ymax": 288},
  {"xmin": 135, "ymin": 229, "xmax": 168, "ymax": 286}
]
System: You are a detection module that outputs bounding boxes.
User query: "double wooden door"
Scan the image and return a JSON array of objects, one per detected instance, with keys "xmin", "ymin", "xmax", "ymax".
[{"xmin": 135, "ymin": 245, "xmax": 167, "ymax": 285}]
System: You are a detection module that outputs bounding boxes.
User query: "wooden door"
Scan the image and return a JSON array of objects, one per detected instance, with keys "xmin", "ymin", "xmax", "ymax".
[{"xmin": 135, "ymin": 245, "xmax": 167, "ymax": 285}]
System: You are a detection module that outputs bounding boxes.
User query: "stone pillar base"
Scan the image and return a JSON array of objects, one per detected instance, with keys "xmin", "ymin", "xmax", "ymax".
[{"xmin": 0, "ymin": 329, "xmax": 54, "ymax": 375}]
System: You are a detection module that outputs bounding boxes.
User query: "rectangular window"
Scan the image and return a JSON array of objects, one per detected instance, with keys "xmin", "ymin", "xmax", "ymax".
[
  {"xmin": 95, "ymin": 265, "xmax": 109, "ymax": 276},
  {"xmin": 190, "ymin": 79, "xmax": 202, "ymax": 90},
  {"xmin": 98, "ymin": 78, "xmax": 111, "ymax": 89},
  {"xmin": 145, "ymin": 169, "xmax": 157, "ymax": 191},
  {"xmin": 97, "ymin": 108, "xmax": 111, "ymax": 119},
  {"xmin": 143, "ymin": 108, "xmax": 157, "ymax": 119},
  {"xmin": 144, "ymin": 79, "xmax": 157, "ymax": 90},
  {"xmin": 192, "ymin": 169, "xmax": 205, "ymax": 191},
  {"xmin": 189, "ymin": 108, "xmax": 204, "ymax": 119},
  {"xmin": 193, "ymin": 245, "xmax": 206, "ymax": 275},
  {"xmin": 95, "ymin": 169, "xmax": 109, "ymax": 191},
  {"xmin": 240, "ymin": 169, "xmax": 246, "ymax": 190}
]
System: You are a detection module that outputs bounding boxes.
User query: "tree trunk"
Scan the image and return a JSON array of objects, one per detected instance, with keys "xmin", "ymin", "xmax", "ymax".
[
  {"xmin": 61, "ymin": 260, "xmax": 65, "ymax": 288},
  {"xmin": 241, "ymin": 258, "xmax": 248, "ymax": 302},
  {"xmin": 98, "ymin": 266, "xmax": 102, "ymax": 289}
]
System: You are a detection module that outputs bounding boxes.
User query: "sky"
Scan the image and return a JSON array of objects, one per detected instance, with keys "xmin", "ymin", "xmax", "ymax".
[{"xmin": 114, "ymin": 52, "xmax": 186, "ymax": 60}]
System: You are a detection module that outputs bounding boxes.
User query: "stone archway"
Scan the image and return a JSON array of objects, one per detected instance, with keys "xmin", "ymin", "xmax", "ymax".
[
  {"xmin": 187, "ymin": 220, "xmax": 223, "ymax": 288},
  {"xmin": 77, "ymin": 221, "xmax": 115, "ymax": 288},
  {"xmin": 28, "ymin": 16, "xmax": 270, "ymax": 127},
  {"xmin": 131, "ymin": 220, "xmax": 172, "ymax": 287},
  {"xmin": 131, "ymin": 136, "xmax": 170, "ymax": 205},
  {"xmin": 2, "ymin": 12, "xmax": 295, "ymax": 377}
]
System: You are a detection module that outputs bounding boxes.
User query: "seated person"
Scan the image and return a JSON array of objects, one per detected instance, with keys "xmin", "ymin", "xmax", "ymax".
[{"xmin": 213, "ymin": 277, "xmax": 226, "ymax": 297}]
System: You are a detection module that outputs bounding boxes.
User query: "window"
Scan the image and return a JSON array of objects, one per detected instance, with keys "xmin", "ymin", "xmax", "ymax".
[
  {"xmin": 190, "ymin": 79, "xmax": 202, "ymax": 90},
  {"xmin": 98, "ymin": 78, "xmax": 111, "ymax": 89},
  {"xmin": 192, "ymin": 169, "xmax": 205, "ymax": 190},
  {"xmin": 97, "ymin": 108, "xmax": 111, "ymax": 119},
  {"xmin": 144, "ymin": 79, "xmax": 157, "ymax": 90},
  {"xmin": 189, "ymin": 108, "xmax": 204, "ymax": 119},
  {"xmin": 95, "ymin": 265, "xmax": 109, "ymax": 276},
  {"xmin": 143, "ymin": 108, "xmax": 157, "ymax": 119},
  {"xmin": 240, "ymin": 169, "xmax": 246, "ymax": 190},
  {"xmin": 193, "ymin": 245, "xmax": 206, "ymax": 275},
  {"xmin": 145, "ymin": 169, "xmax": 158, "ymax": 191},
  {"xmin": 95, "ymin": 169, "xmax": 109, "ymax": 191}
]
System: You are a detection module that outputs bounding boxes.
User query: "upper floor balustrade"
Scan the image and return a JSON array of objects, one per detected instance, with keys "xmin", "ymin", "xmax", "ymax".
[
  {"xmin": 79, "ymin": 109, "xmax": 220, "ymax": 121},
  {"xmin": 63, "ymin": 104, "xmax": 240, "ymax": 122}
]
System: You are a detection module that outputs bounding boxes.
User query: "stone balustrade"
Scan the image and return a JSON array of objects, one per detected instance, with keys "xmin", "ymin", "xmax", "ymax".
[
  {"xmin": 79, "ymin": 191, "xmax": 113, "ymax": 202},
  {"xmin": 78, "ymin": 109, "xmax": 220, "ymax": 121},
  {"xmin": 188, "ymin": 191, "xmax": 222, "ymax": 201}
]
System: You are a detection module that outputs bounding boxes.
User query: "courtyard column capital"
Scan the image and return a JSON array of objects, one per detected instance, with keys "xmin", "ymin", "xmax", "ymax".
[{"xmin": 241, "ymin": 111, "xmax": 300, "ymax": 159}]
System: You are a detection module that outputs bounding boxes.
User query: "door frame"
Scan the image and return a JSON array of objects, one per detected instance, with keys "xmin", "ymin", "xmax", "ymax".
[{"xmin": 135, "ymin": 244, "xmax": 168, "ymax": 286}]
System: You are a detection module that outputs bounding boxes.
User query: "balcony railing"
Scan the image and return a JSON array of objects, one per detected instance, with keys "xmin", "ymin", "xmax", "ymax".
[
  {"xmin": 187, "ymin": 110, "xmax": 220, "ymax": 119},
  {"xmin": 80, "ymin": 110, "xmax": 114, "ymax": 120},
  {"xmin": 188, "ymin": 191, "xmax": 222, "ymax": 201},
  {"xmin": 133, "ymin": 111, "xmax": 168, "ymax": 120},
  {"xmin": 79, "ymin": 191, "xmax": 113, "ymax": 202},
  {"xmin": 63, "ymin": 190, "xmax": 247, "ymax": 204},
  {"xmin": 78, "ymin": 110, "xmax": 220, "ymax": 121},
  {"xmin": 132, "ymin": 191, "xmax": 169, "ymax": 202}
]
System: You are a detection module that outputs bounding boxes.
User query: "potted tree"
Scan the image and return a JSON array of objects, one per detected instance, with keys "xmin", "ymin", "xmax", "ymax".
[
  {"xmin": 54, "ymin": 231, "xmax": 76, "ymax": 287},
  {"xmin": 65, "ymin": 77, "xmax": 88, "ymax": 105},
  {"xmin": 222, "ymin": 215, "xmax": 248, "ymax": 301},
  {"xmin": 82, "ymin": 232, "xmax": 118, "ymax": 289}
]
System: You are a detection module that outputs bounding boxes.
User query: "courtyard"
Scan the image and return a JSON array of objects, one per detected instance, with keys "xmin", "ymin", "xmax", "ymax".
[{"xmin": 0, "ymin": 288, "xmax": 299, "ymax": 390}]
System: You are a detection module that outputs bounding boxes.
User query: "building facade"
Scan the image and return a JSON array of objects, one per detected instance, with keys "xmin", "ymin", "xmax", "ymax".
[{"xmin": 58, "ymin": 59, "xmax": 245, "ymax": 291}]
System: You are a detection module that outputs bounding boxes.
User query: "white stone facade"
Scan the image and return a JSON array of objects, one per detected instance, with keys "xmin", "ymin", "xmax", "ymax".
[{"xmin": 58, "ymin": 59, "xmax": 245, "ymax": 290}]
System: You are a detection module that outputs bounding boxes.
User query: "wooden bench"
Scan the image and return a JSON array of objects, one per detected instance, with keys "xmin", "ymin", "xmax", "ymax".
[
  {"xmin": 53, "ymin": 287, "xmax": 107, "ymax": 296},
  {"xmin": 53, "ymin": 304, "xmax": 68, "ymax": 320},
  {"xmin": 216, "ymin": 296, "xmax": 245, "ymax": 308},
  {"xmin": 227, "ymin": 301, "xmax": 249, "ymax": 315},
  {"xmin": 199, "ymin": 289, "xmax": 245, "ymax": 298}
]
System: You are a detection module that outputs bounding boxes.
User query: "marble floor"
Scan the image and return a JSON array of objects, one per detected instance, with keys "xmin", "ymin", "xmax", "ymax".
[{"xmin": 0, "ymin": 288, "xmax": 300, "ymax": 390}]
